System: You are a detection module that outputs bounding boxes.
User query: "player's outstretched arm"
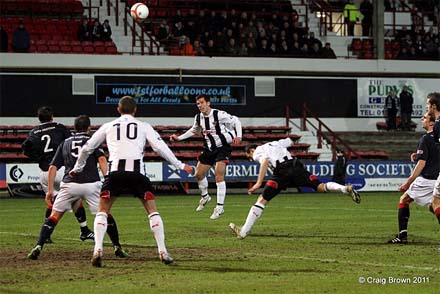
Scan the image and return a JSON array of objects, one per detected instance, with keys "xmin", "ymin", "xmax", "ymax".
[
  {"xmin": 71, "ymin": 125, "xmax": 107, "ymax": 174},
  {"xmin": 248, "ymin": 158, "xmax": 269, "ymax": 194},
  {"xmin": 46, "ymin": 165, "xmax": 58, "ymax": 206}
]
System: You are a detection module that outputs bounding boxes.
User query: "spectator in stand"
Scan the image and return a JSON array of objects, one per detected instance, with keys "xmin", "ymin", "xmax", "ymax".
[
  {"xmin": 204, "ymin": 39, "xmax": 219, "ymax": 57},
  {"xmin": 102, "ymin": 19, "xmax": 112, "ymax": 41},
  {"xmin": 193, "ymin": 40, "xmax": 205, "ymax": 56},
  {"xmin": 384, "ymin": 90, "xmax": 399, "ymax": 130},
  {"xmin": 291, "ymin": 41, "xmax": 302, "ymax": 57},
  {"xmin": 360, "ymin": 0, "xmax": 373, "ymax": 36},
  {"xmin": 213, "ymin": 31, "xmax": 226, "ymax": 52},
  {"xmin": 396, "ymin": 46, "xmax": 410, "ymax": 59},
  {"xmin": 246, "ymin": 32, "xmax": 257, "ymax": 49},
  {"xmin": 173, "ymin": 21, "xmax": 185, "ymax": 38},
  {"xmin": 268, "ymin": 43, "xmax": 277, "ymax": 55},
  {"xmin": 91, "ymin": 19, "xmax": 103, "ymax": 42},
  {"xmin": 322, "ymin": 42, "xmax": 337, "ymax": 58},
  {"xmin": 181, "ymin": 37, "xmax": 196, "ymax": 56},
  {"xmin": 78, "ymin": 19, "xmax": 91, "ymax": 41},
  {"xmin": 279, "ymin": 40, "xmax": 290, "ymax": 55},
  {"xmin": 343, "ymin": 0, "xmax": 363, "ymax": 36},
  {"xmin": 309, "ymin": 43, "xmax": 322, "ymax": 58},
  {"xmin": 301, "ymin": 43, "xmax": 311, "ymax": 58},
  {"xmin": 156, "ymin": 19, "xmax": 170, "ymax": 42},
  {"xmin": 0, "ymin": 26, "xmax": 8, "ymax": 52},
  {"xmin": 257, "ymin": 39, "xmax": 269, "ymax": 55},
  {"xmin": 399, "ymin": 85, "xmax": 414, "ymax": 131},
  {"xmin": 238, "ymin": 42, "xmax": 248, "ymax": 56},
  {"xmin": 408, "ymin": 46, "xmax": 418, "ymax": 59},
  {"xmin": 224, "ymin": 38, "xmax": 239, "ymax": 56},
  {"xmin": 308, "ymin": 32, "xmax": 322, "ymax": 49},
  {"xmin": 247, "ymin": 40, "xmax": 257, "ymax": 56},
  {"xmin": 244, "ymin": 20, "xmax": 257, "ymax": 39},
  {"xmin": 12, "ymin": 21, "xmax": 30, "ymax": 53}
]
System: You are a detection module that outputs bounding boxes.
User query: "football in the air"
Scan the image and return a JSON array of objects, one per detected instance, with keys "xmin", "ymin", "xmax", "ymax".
[{"xmin": 130, "ymin": 3, "xmax": 149, "ymax": 22}]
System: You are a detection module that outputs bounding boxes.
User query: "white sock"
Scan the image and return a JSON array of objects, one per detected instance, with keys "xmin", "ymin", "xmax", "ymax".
[
  {"xmin": 149, "ymin": 212, "xmax": 167, "ymax": 254},
  {"xmin": 241, "ymin": 202, "xmax": 265, "ymax": 236},
  {"xmin": 324, "ymin": 182, "xmax": 347, "ymax": 193},
  {"xmin": 216, "ymin": 181, "xmax": 226, "ymax": 206},
  {"xmin": 79, "ymin": 221, "xmax": 87, "ymax": 227},
  {"xmin": 198, "ymin": 177, "xmax": 209, "ymax": 196},
  {"xmin": 93, "ymin": 212, "xmax": 107, "ymax": 256}
]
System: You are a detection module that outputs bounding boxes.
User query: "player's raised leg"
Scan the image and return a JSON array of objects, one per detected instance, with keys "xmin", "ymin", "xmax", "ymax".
[{"xmin": 194, "ymin": 162, "xmax": 212, "ymax": 212}]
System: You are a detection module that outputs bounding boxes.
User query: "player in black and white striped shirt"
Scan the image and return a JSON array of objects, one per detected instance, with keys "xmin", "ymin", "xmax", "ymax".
[
  {"xmin": 71, "ymin": 96, "xmax": 193, "ymax": 267},
  {"xmin": 171, "ymin": 94, "xmax": 242, "ymax": 220},
  {"xmin": 229, "ymin": 137, "xmax": 361, "ymax": 240}
]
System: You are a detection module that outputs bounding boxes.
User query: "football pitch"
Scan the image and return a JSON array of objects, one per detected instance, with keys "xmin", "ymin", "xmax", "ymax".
[{"xmin": 0, "ymin": 192, "xmax": 438, "ymax": 294}]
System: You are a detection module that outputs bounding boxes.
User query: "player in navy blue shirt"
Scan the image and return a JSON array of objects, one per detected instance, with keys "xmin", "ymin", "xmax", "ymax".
[
  {"xmin": 426, "ymin": 92, "xmax": 440, "ymax": 226},
  {"xmin": 22, "ymin": 106, "xmax": 93, "ymax": 242},
  {"xmin": 388, "ymin": 111, "xmax": 439, "ymax": 244},
  {"xmin": 27, "ymin": 115, "xmax": 127, "ymax": 260}
]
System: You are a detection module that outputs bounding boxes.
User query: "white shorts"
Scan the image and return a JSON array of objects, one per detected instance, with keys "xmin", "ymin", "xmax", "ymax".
[
  {"xmin": 39, "ymin": 167, "xmax": 65, "ymax": 195},
  {"xmin": 433, "ymin": 174, "xmax": 440, "ymax": 199},
  {"xmin": 407, "ymin": 176, "xmax": 435, "ymax": 206},
  {"xmin": 52, "ymin": 181, "xmax": 102, "ymax": 215}
]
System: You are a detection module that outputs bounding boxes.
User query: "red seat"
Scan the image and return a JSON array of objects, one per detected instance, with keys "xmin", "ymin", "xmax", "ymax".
[
  {"xmin": 60, "ymin": 44, "xmax": 72, "ymax": 53},
  {"xmin": 94, "ymin": 45, "xmax": 106, "ymax": 54},
  {"xmin": 36, "ymin": 44, "xmax": 49, "ymax": 53},
  {"xmin": 71, "ymin": 45, "xmax": 83, "ymax": 53},
  {"xmin": 105, "ymin": 46, "xmax": 118, "ymax": 54},
  {"xmin": 83, "ymin": 46, "xmax": 94, "ymax": 54},
  {"xmin": 48, "ymin": 44, "xmax": 60, "ymax": 52}
]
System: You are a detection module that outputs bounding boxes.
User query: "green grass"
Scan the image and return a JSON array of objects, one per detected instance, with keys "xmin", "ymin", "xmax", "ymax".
[{"xmin": 0, "ymin": 192, "xmax": 439, "ymax": 294}]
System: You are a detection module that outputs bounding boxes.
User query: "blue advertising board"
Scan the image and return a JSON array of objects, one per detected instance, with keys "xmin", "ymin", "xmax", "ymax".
[{"xmin": 163, "ymin": 161, "xmax": 415, "ymax": 192}]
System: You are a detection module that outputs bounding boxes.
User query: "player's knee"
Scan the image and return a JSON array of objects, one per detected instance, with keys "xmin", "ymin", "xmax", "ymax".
[
  {"xmin": 194, "ymin": 172, "xmax": 205, "ymax": 181},
  {"xmin": 399, "ymin": 194, "xmax": 412, "ymax": 204},
  {"xmin": 262, "ymin": 181, "xmax": 279, "ymax": 201},
  {"xmin": 144, "ymin": 191, "xmax": 155, "ymax": 201},
  {"xmin": 215, "ymin": 174, "xmax": 225, "ymax": 182},
  {"xmin": 100, "ymin": 190, "xmax": 111, "ymax": 199}
]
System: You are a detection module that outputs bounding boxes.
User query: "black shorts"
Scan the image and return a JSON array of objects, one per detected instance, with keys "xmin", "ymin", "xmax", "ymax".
[
  {"xmin": 262, "ymin": 159, "xmax": 321, "ymax": 201},
  {"xmin": 101, "ymin": 171, "xmax": 154, "ymax": 198},
  {"xmin": 198, "ymin": 145, "xmax": 232, "ymax": 166}
]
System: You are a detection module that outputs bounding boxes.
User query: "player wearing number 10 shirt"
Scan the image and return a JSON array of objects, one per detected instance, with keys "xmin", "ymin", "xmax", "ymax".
[
  {"xmin": 22, "ymin": 106, "xmax": 94, "ymax": 243},
  {"xmin": 71, "ymin": 96, "xmax": 193, "ymax": 267}
]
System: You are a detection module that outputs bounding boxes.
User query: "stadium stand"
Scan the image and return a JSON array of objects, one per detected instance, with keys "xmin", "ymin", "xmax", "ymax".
[
  {"xmin": 0, "ymin": 1, "xmax": 119, "ymax": 54},
  {"xmin": 0, "ymin": 125, "xmax": 320, "ymax": 163}
]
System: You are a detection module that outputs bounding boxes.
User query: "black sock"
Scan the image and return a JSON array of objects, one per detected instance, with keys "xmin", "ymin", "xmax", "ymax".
[
  {"xmin": 106, "ymin": 214, "xmax": 121, "ymax": 247},
  {"xmin": 37, "ymin": 218, "xmax": 57, "ymax": 247},
  {"xmin": 74, "ymin": 205, "xmax": 89, "ymax": 232},
  {"xmin": 398, "ymin": 206, "xmax": 410, "ymax": 237},
  {"xmin": 45, "ymin": 207, "xmax": 52, "ymax": 218}
]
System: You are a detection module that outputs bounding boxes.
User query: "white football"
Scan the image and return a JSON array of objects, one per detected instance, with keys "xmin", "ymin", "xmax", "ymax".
[{"xmin": 130, "ymin": 3, "xmax": 149, "ymax": 22}]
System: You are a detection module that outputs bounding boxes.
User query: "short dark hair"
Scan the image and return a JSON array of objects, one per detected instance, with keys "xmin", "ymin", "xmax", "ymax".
[
  {"xmin": 119, "ymin": 96, "xmax": 137, "ymax": 114},
  {"xmin": 74, "ymin": 115, "xmax": 91, "ymax": 132},
  {"xmin": 196, "ymin": 94, "xmax": 210, "ymax": 102},
  {"xmin": 427, "ymin": 92, "xmax": 440, "ymax": 111},
  {"xmin": 37, "ymin": 106, "xmax": 53, "ymax": 123},
  {"xmin": 245, "ymin": 143, "xmax": 258, "ymax": 153}
]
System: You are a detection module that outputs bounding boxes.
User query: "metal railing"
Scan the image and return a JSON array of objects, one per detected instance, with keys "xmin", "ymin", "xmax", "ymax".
[{"xmin": 298, "ymin": 103, "xmax": 363, "ymax": 160}]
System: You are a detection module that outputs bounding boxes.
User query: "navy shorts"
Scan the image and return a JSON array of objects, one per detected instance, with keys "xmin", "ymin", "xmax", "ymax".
[
  {"xmin": 262, "ymin": 159, "xmax": 321, "ymax": 201},
  {"xmin": 101, "ymin": 171, "xmax": 154, "ymax": 198},
  {"xmin": 198, "ymin": 145, "xmax": 232, "ymax": 166}
]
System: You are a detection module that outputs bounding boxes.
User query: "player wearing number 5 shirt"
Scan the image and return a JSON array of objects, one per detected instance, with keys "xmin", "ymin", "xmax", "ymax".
[{"xmin": 71, "ymin": 96, "xmax": 193, "ymax": 267}]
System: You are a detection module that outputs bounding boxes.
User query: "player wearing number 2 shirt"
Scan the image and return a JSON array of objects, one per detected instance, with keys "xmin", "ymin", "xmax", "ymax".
[
  {"xmin": 71, "ymin": 96, "xmax": 193, "ymax": 267},
  {"xmin": 22, "ymin": 106, "xmax": 93, "ymax": 243}
]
